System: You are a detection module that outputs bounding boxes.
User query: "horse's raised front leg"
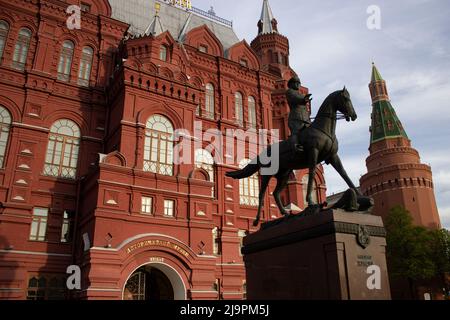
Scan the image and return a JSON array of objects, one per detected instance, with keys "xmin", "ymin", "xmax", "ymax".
[
  {"xmin": 253, "ymin": 175, "xmax": 271, "ymax": 227},
  {"xmin": 306, "ymin": 148, "xmax": 319, "ymax": 206},
  {"xmin": 328, "ymin": 153, "xmax": 361, "ymax": 195},
  {"xmin": 273, "ymin": 170, "xmax": 291, "ymax": 216}
]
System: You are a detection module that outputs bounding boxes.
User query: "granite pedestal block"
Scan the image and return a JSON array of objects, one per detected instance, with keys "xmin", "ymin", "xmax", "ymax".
[{"xmin": 242, "ymin": 209, "xmax": 391, "ymax": 300}]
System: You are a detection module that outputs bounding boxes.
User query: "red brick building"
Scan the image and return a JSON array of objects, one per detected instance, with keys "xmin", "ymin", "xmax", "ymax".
[{"xmin": 0, "ymin": 0, "xmax": 326, "ymax": 300}]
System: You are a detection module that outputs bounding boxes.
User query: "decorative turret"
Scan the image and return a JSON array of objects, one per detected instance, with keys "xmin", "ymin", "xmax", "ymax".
[
  {"xmin": 360, "ymin": 63, "xmax": 441, "ymax": 229},
  {"xmin": 369, "ymin": 63, "xmax": 408, "ymax": 145},
  {"xmin": 369, "ymin": 62, "xmax": 390, "ymax": 103},
  {"xmin": 145, "ymin": 2, "xmax": 165, "ymax": 36},
  {"xmin": 251, "ymin": 0, "xmax": 291, "ymax": 79},
  {"xmin": 258, "ymin": 0, "xmax": 278, "ymax": 34}
]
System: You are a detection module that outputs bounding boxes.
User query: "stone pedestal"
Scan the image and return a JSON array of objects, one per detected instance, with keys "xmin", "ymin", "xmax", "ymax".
[{"xmin": 242, "ymin": 209, "xmax": 391, "ymax": 300}]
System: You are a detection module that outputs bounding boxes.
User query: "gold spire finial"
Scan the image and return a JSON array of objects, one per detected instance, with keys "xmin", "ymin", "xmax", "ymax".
[{"xmin": 155, "ymin": 2, "xmax": 161, "ymax": 16}]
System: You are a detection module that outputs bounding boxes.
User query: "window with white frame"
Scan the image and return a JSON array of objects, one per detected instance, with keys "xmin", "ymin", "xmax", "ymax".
[
  {"xmin": 0, "ymin": 20, "xmax": 9, "ymax": 61},
  {"xmin": 29, "ymin": 208, "xmax": 48, "ymax": 241},
  {"xmin": 195, "ymin": 149, "xmax": 215, "ymax": 197},
  {"xmin": 27, "ymin": 275, "xmax": 67, "ymax": 300},
  {"xmin": 141, "ymin": 196, "xmax": 153, "ymax": 215},
  {"xmin": 12, "ymin": 28, "xmax": 32, "ymax": 70},
  {"xmin": 239, "ymin": 59, "xmax": 248, "ymax": 67},
  {"xmin": 248, "ymin": 96, "xmax": 257, "ymax": 129},
  {"xmin": 204, "ymin": 83, "xmax": 215, "ymax": 119},
  {"xmin": 239, "ymin": 159, "xmax": 259, "ymax": 206},
  {"xmin": 57, "ymin": 41, "xmax": 74, "ymax": 82},
  {"xmin": 60, "ymin": 211, "xmax": 73, "ymax": 243},
  {"xmin": 143, "ymin": 115, "xmax": 174, "ymax": 176},
  {"xmin": 159, "ymin": 45, "xmax": 167, "ymax": 61},
  {"xmin": 43, "ymin": 119, "xmax": 80, "ymax": 179},
  {"xmin": 212, "ymin": 227, "xmax": 221, "ymax": 255},
  {"xmin": 0, "ymin": 106, "xmax": 11, "ymax": 168},
  {"xmin": 78, "ymin": 46, "xmax": 93, "ymax": 87},
  {"xmin": 235, "ymin": 92, "xmax": 244, "ymax": 126},
  {"xmin": 238, "ymin": 230, "xmax": 247, "ymax": 256},
  {"xmin": 163, "ymin": 199, "xmax": 175, "ymax": 217}
]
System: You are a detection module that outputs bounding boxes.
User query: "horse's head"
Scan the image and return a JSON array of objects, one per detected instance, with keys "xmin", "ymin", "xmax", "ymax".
[{"xmin": 336, "ymin": 87, "xmax": 357, "ymax": 122}]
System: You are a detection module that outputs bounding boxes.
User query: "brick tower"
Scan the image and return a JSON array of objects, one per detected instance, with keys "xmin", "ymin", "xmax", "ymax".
[{"xmin": 360, "ymin": 63, "xmax": 441, "ymax": 229}]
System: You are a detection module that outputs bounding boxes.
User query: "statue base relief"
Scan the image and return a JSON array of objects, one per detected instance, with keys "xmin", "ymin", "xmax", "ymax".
[{"xmin": 242, "ymin": 209, "xmax": 391, "ymax": 300}]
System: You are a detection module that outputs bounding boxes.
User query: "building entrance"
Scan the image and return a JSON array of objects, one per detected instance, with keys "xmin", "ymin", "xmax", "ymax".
[{"xmin": 124, "ymin": 266, "xmax": 174, "ymax": 300}]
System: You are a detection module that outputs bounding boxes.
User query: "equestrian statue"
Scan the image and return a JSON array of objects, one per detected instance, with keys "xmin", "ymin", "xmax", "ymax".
[{"xmin": 226, "ymin": 76, "xmax": 373, "ymax": 226}]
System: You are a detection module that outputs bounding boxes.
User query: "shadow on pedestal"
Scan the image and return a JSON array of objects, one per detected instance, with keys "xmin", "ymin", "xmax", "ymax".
[{"xmin": 242, "ymin": 209, "xmax": 391, "ymax": 300}]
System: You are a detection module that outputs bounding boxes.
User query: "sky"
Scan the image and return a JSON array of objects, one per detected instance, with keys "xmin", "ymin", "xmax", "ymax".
[{"xmin": 190, "ymin": 0, "xmax": 450, "ymax": 228}]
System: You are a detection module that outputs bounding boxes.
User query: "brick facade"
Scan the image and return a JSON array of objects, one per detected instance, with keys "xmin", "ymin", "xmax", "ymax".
[{"xmin": 0, "ymin": 0, "xmax": 326, "ymax": 300}]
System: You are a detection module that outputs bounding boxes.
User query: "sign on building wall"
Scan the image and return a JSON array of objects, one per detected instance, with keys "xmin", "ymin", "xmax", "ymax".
[{"xmin": 160, "ymin": 0, "xmax": 192, "ymax": 10}]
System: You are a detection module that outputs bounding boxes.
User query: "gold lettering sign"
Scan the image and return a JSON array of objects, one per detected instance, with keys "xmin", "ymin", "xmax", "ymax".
[
  {"xmin": 161, "ymin": 0, "xmax": 192, "ymax": 10},
  {"xmin": 126, "ymin": 240, "xmax": 189, "ymax": 258}
]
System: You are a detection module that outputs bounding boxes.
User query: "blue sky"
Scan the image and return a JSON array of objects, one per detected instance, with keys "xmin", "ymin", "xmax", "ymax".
[{"xmin": 191, "ymin": 0, "xmax": 450, "ymax": 228}]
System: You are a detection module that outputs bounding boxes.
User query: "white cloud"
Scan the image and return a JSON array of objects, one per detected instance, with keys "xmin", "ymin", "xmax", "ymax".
[{"xmin": 438, "ymin": 207, "xmax": 450, "ymax": 230}]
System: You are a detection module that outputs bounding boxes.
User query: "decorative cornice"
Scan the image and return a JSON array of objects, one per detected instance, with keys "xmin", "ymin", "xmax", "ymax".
[{"xmin": 242, "ymin": 221, "xmax": 386, "ymax": 255}]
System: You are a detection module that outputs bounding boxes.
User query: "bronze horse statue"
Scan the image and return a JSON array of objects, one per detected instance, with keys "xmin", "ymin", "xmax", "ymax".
[{"xmin": 227, "ymin": 88, "xmax": 369, "ymax": 226}]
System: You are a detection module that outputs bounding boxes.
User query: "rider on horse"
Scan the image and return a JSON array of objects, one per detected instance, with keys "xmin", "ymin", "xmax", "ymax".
[{"xmin": 286, "ymin": 75, "xmax": 312, "ymax": 152}]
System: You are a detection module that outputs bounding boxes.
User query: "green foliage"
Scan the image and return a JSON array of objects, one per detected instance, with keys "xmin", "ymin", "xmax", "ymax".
[
  {"xmin": 385, "ymin": 206, "xmax": 450, "ymax": 281},
  {"xmin": 429, "ymin": 229, "xmax": 450, "ymax": 275}
]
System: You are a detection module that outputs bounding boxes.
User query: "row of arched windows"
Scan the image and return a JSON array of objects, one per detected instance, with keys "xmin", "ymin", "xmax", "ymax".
[
  {"xmin": 57, "ymin": 41, "xmax": 94, "ymax": 86},
  {"xmin": 197, "ymin": 83, "xmax": 258, "ymax": 128},
  {"xmin": 235, "ymin": 92, "xmax": 257, "ymax": 128},
  {"xmin": 0, "ymin": 109, "xmax": 261, "ymax": 206},
  {"xmin": 0, "ymin": 20, "xmax": 93, "ymax": 86},
  {"xmin": 0, "ymin": 24, "xmax": 32, "ymax": 71}
]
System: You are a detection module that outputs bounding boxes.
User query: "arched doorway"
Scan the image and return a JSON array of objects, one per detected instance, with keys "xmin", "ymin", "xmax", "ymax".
[{"xmin": 123, "ymin": 263, "xmax": 186, "ymax": 300}]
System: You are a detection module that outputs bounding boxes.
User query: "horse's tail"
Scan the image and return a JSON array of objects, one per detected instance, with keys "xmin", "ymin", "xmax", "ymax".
[{"xmin": 226, "ymin": 161, "xmax": 261, "ymax": 180}]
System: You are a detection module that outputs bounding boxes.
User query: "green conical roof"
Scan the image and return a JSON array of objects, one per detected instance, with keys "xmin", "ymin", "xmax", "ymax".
[
  {"xmin": 370, "ymin": 100, "xmax": 409, "ymax": 143},
  {"xmin": 371, "ymin": 63, "xmax": 383, "ymax": 82}
]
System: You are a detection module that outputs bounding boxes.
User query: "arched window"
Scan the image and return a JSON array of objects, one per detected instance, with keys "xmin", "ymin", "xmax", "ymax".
[
  {"xmin": 57, "ymin": 41, "xmax": 74, "ymax": 81},
  {"xmin": 144, "ymin": 115, "xmax": 174, "ymax": 176},
  {"xmin": 235, "ymin": 92, "xmax": 243, "ymax": 126},
  {"xmin": 0, "ymin": 20, "xmax": 9, "ymax": 61},
  {"xmin": 248, "ymin": 96, "xmax": 257, "ymax": 129},
  {"xmin": 0, "ymin": 106, "xmax": 11, "ymax": 168},
  {"xmin": 302, "ymin": 175, "xmax": 318, "ymax": 205},
  {"xmin": 43, "ymin": 119, "xmax": 81, "ymax": 179},
  {"xmin": 159, "ymin": 45, "xmax": 167, "ymax": 61},
  {"xmin": 205, "ymin": 83, "xmax": 215, "ymax": 119},
  {"xmin": 195, "ymin": 149, "xmax": 215, "ymax": 196},
  {"xmin": 12, "ymin": 28, "xmax": 32, "ymax": 70},
  {"xmin": 239, "ymin": 159, "xmax": 259, "ymax": 206},
  {"xmin": 78, "ymin": 46, "xmax": 93, "ymax": 87}
]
